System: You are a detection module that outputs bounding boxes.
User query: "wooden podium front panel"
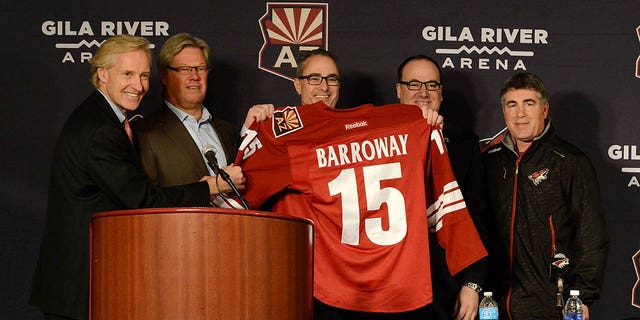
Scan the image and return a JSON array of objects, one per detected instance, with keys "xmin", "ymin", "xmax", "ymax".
[{"xmin": 90, "ymin": 208, "xmax": 313, "ymax": 320}]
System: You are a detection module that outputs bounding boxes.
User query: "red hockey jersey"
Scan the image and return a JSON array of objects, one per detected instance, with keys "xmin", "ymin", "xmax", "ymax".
[{"xmin": 224, "ymin": 101, "xmax": 487, "ymax": 312}]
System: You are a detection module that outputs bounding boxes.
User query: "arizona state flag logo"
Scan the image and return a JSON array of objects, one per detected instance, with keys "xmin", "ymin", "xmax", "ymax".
[
  {"xmin": 272, "ymin": 107, "xmax": 304, "ymax": 138},
  {"xmin": 258, "ymin": 3, "xmax": 329, "ymax": 81}
]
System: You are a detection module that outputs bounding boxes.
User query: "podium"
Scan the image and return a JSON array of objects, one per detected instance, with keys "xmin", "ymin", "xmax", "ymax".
[{"xmin": 89, "ymin": 207, "xmax": 314, "ymax": 320}]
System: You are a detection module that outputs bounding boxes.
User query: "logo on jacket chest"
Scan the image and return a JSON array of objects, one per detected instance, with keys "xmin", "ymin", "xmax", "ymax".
[{"xmin": 528, "ymin": 168, "xmax": 549, "ymax": 186}]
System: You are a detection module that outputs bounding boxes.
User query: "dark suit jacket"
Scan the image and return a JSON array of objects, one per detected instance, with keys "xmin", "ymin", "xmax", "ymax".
[
  {"xmin": 133, "ymin": 104, "xmax": 238, "ymax": 187},
  {"xmin": 427, "ymin": 124, "xmax": 490, "ymax": 319},
  {"xmin": 30, "ymin": 91, "xmax": 211, "ymax": 320}
]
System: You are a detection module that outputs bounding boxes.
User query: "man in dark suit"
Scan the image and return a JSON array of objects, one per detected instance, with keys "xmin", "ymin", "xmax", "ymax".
[
  {"xmin": 396, "ymin": 55, "xmax": 489, "ymax": 320},
  {"xmin": 30, "ymin": 34, "xmax": 245, "ymax": 320},
  {"xmin": 134, "ymin": 33, "xmax": 238, "ymax": 187}
]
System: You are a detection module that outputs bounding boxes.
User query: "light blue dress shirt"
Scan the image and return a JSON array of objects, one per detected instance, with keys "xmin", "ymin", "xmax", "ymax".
[{"xmin": 165, "ymin": 101, "xmax": 228, "ymax": 176}]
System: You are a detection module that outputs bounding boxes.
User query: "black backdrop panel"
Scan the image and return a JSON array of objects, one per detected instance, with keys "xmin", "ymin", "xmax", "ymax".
[{"xmin": 1, "ymin": 1, "xmax": 639, "ymax": 318}]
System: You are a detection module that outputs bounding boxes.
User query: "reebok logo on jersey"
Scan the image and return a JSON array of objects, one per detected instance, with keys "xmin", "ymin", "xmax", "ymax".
[
  {"xmin": 345, "ymin": 120, "xmax": 368, "ymax": 130},
  {"xmin": 528, "ymin": 168, "xmax": 549, "ymax": 186},
  {"xmin": 272, "ymin": 106, "xmax": 304, "ymax": 138}
]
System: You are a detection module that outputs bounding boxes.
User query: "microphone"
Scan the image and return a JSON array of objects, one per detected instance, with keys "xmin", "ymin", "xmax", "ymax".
[
  {"xmin": 550, "ymin": 253, "xmax": 570, "ymax": 310},
  {"xmin": 202, "ymin": 145, "xmax": 221, "ymax": 175},
  {"xmin": 201, "ymin": 145, "xmax": 251, "ymax": 210}
]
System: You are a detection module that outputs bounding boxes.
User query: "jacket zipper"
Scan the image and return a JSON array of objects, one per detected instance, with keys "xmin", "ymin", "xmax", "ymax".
[
  {"xmin": 506, "ymin": 153, "xmax": 522, "ymax": 320},
  {"xmin": 549, "ymin": 216, "xmax": 556, "ymax": 256}
]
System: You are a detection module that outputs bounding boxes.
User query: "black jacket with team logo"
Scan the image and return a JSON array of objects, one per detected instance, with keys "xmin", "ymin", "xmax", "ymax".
[{"xmin": 482, "ymin": 122, "xmax": 609, "ymax": 320}]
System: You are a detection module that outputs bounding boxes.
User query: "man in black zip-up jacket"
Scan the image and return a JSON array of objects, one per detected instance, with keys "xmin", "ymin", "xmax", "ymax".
[{"xmin": 482, "ymin": 73, "xmax": 609, "ymax": 320}]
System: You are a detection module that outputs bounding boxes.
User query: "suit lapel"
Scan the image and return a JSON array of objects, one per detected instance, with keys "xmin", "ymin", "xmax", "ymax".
[
  {"xmin": 207, "ymin": 119, "xmax": 227, "ymax": 162},
  {"xmin": 91, "ymin": 91, "xmax": 137, "ymax": 149},
  {"xmin": 91, "ymin": 90, "xmax": 123, "ymax": 127},
  {"xmin": 157, "ymin": 106, "xmax": 209, "ymax": 176}
]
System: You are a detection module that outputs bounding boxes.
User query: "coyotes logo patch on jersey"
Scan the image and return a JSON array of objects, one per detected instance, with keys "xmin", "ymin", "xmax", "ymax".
[
  {"xmin": 528, "ymin": 168, "xmax": 549, "ymax": 186},
  {"xmin": 272, "ymin": 106, "xmax": 304, "ymax": 138}
]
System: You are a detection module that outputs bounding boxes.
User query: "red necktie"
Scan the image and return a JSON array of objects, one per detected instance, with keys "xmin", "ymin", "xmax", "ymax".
[{"xmin": 123, "ymin": 118, "xmax": 133, "ymax": 144}]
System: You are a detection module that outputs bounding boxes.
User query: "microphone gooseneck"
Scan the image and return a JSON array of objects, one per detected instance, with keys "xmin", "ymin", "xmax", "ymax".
[{"xmin": 551, "ymin": 253, "xmax": 570, "ymax": 310}]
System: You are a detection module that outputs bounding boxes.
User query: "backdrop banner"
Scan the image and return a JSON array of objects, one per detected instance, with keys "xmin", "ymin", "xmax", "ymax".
[{"xmin": 1, "ymin": 1, "xmax": 638, "ymax": 318}]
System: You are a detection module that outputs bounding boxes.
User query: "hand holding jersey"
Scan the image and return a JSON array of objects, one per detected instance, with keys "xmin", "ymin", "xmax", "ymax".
[{"xmin": 221, "ymin": 101, "xmax": 486, "ymax": 312}]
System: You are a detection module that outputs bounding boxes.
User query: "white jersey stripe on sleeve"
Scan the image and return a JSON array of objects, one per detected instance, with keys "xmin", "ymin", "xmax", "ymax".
[
  {"xmin": 212, "ymin": 195, "xmax": 245, "ymax": 209},
  {"xmin": 427, "ymin": 181, "xmax": 467, "ymax": 232}
]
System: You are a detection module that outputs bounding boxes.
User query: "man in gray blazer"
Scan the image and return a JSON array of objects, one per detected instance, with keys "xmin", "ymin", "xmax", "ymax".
[{"xmin": 134, "ymin": 33, "xmax": 238, "ymax": 187}]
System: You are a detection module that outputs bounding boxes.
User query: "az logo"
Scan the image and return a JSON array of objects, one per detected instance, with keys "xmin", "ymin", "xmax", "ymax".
[
  {"xmin": 258, "ymin": 2, "xmax": 329, "ymax": 81},
  {"xmin": 272, "ymin": 107, "xmax": 304, "ymax": 138}
]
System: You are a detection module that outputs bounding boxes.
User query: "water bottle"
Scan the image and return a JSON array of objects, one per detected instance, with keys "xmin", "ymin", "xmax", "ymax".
[
  {"xmin": 563, "ymin": 290, "xmax": 584, "ymax": 320},
  {"xmin": 479, "ymin": 291, "xmax": 499, "ymax": 320}
]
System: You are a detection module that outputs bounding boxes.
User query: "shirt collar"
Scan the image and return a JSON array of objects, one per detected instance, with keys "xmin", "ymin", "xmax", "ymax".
[
  {"xmin": 164, "ymin": 100, "xmax": 211, "ymax": 123},
  {"xmin": 98, "ymin": 90, "xmax": 127, "ymax": 123}
]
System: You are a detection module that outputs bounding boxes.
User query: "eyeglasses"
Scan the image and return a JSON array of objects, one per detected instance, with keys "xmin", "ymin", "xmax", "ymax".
[
  {"xmin": 167, "ymin": 65, "xmax": 209, "ymax": 75},
  {"xmin": 398, "ymin": 80, "xmax": 441, "ymax": 91},
  {"xmin": 298, "ymin": 74, "xmax": 341, "ymax": 86}
]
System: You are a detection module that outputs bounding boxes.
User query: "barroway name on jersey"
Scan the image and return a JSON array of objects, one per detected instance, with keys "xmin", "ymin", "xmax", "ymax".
[{"xmin": 316, "ymin": 134, "xmax": 408, "ymax": 168}]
